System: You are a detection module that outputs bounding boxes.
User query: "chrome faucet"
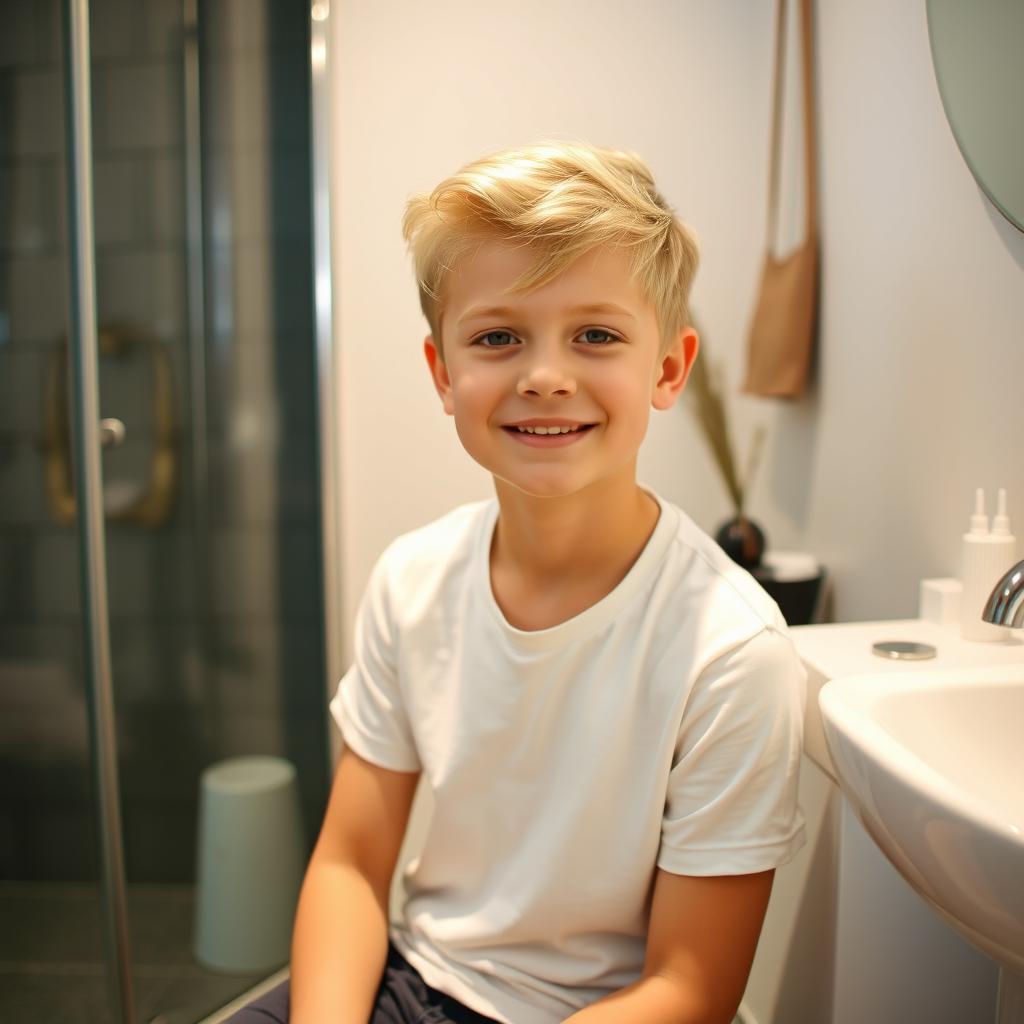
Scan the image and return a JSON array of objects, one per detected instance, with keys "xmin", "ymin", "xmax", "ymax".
[{"xmin": 982, "ymin": 559, "xmax": 1024, "ymax": 628}]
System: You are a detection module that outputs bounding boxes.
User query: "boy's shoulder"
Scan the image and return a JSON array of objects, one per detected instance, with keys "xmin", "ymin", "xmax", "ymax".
[
  {"xmin": 373, "ymin": 498, "xmax": 494, "ymax": 592},
  {"xmin": 661, "ymin": 497, "xmax": 786, "ymax": 637}
]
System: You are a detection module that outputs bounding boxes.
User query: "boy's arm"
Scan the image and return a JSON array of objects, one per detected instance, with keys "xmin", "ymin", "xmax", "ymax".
[
  {"xmin": 563, "ymin": 867, "xmax": 774, "ymax": 1024},
  {"xmin": 290, "ymin": 747, "xmax": 420, "ymax": 1024}
]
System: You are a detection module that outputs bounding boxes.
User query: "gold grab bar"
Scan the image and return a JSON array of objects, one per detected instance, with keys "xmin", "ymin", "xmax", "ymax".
[{"xmin": 40, "ymin": 323, "xmax": 178, "ymax": 527}]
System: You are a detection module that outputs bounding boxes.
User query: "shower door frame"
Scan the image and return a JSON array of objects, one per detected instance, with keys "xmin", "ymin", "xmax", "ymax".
[{"xmin": 59, "ymin": 2, "xmax": 340, "ymax": 1021}]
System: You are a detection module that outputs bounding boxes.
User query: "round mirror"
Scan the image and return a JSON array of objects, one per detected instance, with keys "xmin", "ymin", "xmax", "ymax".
[{"xmin": 926, "ymin": 0, "xmax": 1024, "ymax": 232}]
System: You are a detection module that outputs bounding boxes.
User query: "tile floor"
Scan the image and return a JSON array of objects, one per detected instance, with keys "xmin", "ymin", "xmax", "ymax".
[{"xmin": 0, "ymin": 882, "xmax": 271, "ymax": 1023}]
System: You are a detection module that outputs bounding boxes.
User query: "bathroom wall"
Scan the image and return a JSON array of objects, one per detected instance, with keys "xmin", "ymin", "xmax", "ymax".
[
  {"xmin": 330, "ymin": 0, "xmax": 1024, "ymax": 661},
  {"xmin": 772, "ymin": 1, "xmax": 1024, "ymax": 621}
]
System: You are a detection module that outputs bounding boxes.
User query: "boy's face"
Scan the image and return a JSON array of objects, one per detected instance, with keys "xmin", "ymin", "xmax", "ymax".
[{"xmin": 424, "ymin": 237, "xmax": 697, "ymax": 501}]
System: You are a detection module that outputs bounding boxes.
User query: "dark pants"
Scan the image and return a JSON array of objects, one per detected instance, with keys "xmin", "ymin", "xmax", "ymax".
[{"xmin": 227, "ymin": 941, "xmax": 501, "ymax": 1023}]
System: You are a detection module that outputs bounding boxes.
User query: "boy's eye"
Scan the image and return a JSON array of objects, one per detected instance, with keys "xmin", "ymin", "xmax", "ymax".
[
  {"xmin": 474, "ymin": 331, "xmax": 518, "ymax": 348},
  {"xmin": 471, "ymin": 328, "xmax": 619, "ymax": 347},
  {"xmin": 578, "ymin": 328, "xmax": 618, "ymax": 345}
]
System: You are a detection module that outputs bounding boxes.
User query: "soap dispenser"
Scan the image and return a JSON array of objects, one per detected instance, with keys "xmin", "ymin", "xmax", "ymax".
[
  {"xmin": 960, "ymin": 488, "xmax": 1012, "ymax": 641},
  {"xmin": 991, "ymin": 487, "xmax": 1017, "ymax": 551}
]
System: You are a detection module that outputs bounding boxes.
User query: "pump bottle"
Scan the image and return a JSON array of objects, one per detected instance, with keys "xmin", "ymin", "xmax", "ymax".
[{"xmin": 960, "ymin": 488, "xmax": 1015, "ymax": 641}]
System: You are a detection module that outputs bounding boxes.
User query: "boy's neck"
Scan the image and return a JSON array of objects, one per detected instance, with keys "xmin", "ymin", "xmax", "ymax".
[{"xmin": 489, "ymin": 473, "xmax": 660, "ymax": 591}]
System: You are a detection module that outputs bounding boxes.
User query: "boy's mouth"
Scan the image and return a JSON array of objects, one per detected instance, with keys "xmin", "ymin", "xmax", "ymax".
[
  {"xmin": 503, "ymin": 423, "xmax": 596, "ymax": 436},
  {"xmin": 500, "ymin": 422, "xmax": 597, "ymax": 447}
]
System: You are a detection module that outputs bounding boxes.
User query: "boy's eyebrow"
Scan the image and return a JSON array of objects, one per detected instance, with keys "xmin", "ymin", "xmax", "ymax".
[{"xmin": 457, "ymin": 302, "xmax": 636, "ymax": 325}]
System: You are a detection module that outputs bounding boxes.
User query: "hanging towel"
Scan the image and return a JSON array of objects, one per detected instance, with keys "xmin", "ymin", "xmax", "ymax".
[{"xmin": 743, "ymin": 0, "xmax": 819, "ymax": 399}]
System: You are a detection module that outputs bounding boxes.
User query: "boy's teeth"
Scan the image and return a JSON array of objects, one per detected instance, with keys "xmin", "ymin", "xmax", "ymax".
[{"xmin": 515, "ymin": 425, "xmax": 581, "ymax": 435}]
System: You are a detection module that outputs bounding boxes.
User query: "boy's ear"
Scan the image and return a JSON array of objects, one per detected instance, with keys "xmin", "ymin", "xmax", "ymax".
[
  {"xmin": 423, "ymin": 334, "xmax": 455, "ymax": 416},
  {"xmin": 651, "ymin": 327, "xmax": 699, "ymax": 411}
]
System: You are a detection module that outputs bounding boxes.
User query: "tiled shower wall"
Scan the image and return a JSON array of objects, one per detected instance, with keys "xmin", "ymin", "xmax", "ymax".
[{"xmin": 0, "ymin": 0, "xmax": 328, "ymax": 883}]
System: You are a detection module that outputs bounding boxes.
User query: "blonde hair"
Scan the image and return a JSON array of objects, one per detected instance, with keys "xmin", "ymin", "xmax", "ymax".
[{"xmin": 401, "ymin": 139, "xmax": 700, "ymax": 358}]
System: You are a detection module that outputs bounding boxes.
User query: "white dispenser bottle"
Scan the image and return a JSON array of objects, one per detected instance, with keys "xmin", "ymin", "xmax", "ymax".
[{"xmin": 960, "ymin": 488, "xmax": 1013, "ymax": 641}]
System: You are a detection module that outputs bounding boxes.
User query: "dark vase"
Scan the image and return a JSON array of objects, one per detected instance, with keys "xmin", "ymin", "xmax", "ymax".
[{"xmin": 715, "ymin": 514, "xmax": 766, "ymax": 570}]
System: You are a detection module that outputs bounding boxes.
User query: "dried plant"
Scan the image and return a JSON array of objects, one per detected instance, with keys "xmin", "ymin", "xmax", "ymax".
[{"xmin": 686, "ymin": 324, "xmax": 766, "ymax": 516}]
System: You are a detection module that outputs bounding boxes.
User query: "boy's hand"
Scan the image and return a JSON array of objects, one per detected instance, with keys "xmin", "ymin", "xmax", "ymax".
[{"xmin": 562, "ymin": 868, "xmax": 774, "ymax": 1024}]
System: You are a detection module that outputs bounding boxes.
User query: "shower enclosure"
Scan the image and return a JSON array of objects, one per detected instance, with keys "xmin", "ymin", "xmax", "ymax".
[{"xmin": 0, "ymin": 1, "xmax": 339, "ymax": 1020}]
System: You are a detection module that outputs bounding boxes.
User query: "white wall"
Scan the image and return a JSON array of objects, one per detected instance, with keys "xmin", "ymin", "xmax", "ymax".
[
  {"xmin": 787, "ymin": 1, "xmax": 1024, "ymax": 621},
  {"xmin": 330, "ymin": 0, "xmax": 1023, "ymax": 648}
]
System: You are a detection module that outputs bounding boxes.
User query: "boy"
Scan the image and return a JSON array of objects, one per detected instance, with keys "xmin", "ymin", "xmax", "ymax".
[{"xmin": 237, "ymin": 140, "xmax": 805, "ymax": 1023}]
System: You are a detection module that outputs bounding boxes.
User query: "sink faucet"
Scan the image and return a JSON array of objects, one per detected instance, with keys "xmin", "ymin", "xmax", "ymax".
[{"xmin": 981, "ymin": 559, "xmax": 1024, "ymax": 628}]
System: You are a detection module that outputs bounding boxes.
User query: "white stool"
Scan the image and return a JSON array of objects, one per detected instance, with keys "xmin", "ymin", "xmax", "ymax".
[{"xmin": 193, "ymin": 755, "xmax": 306, "ymax": 972}]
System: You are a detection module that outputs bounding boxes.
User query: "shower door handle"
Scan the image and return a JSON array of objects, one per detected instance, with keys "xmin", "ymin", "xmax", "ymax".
[
  {"xmin": 41, "ymin": 327, "xmax": 177, "ymax": 525},
  {"xmin": 99, "ymin": 418, "xmax": 126, "ymax": 448}
]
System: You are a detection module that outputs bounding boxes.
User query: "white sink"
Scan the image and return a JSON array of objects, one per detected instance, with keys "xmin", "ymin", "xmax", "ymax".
[
  {"xmin": 791, "ymin": 619, "xmax": 1024, "ymax": 781},
  {"xmin": 819, "ymin": 663, "xmax": 1024, "ymax": 1021}
]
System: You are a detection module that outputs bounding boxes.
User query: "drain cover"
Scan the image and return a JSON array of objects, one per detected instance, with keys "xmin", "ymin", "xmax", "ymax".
[{"xmin": 871, "ymin": 640, "xmax": 937, "ymax": 661}]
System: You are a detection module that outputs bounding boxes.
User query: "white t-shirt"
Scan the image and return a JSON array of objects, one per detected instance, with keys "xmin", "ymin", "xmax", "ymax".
[{"xmin": 331, "ymin": 489, "xmax": 806, "ymax": 1024}]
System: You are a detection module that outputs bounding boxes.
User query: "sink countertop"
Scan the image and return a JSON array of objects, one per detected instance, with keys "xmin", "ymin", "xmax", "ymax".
[{"xmin": 789, "ymin": 619, "xmax": 1024, "ymax": 780}]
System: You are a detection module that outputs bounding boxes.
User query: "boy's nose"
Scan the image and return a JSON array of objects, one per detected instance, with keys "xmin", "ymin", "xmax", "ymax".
[{"xmin": 516, "ymin": 353, "xmax": 577, "ymax": 398}]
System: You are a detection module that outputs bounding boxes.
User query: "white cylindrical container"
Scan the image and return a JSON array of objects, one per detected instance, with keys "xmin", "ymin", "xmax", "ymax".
[
  {"xmin": 960, "ymin": 488, "xmax": 1015, "ymax": 642},
  {"xmin": 919, "ymin": 577, "xmax": 963, "ymax": 627},
  {"xmin": 194, "ymin": 756, "xmax": 306, "ymax": 972}
]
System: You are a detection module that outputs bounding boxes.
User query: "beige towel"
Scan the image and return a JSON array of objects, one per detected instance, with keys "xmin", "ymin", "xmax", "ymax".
[{"xmin": 743, "ymin": 0, "xmax": 819, "ymax": 399}]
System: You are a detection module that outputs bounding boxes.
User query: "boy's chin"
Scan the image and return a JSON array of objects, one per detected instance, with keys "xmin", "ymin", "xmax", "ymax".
[
  {"xmin": 490, "ymin": 473, "xmax": 580, "ymax": 501},
  {"xmin": 490, "ymin": 472, "xmax": 628, "ymax": 503}
]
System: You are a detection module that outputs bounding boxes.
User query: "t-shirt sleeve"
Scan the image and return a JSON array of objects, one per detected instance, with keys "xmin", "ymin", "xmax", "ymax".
[
  {"xmin": 329, "ymin": 552, "xmax": 421, "ymax": 773},
  {"xmin": 658, "ymin": 625, "xmax": 806, "ymax": 876}
]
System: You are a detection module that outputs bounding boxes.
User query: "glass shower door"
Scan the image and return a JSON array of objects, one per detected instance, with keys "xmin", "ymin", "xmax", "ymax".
[
  {"xmin": 1, "ymin": 2, "xmax": 126, "ymax": 1019},
  {"xmin": 0, "ymin": 1, "xmax": 334, "ymax": 1020}
]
